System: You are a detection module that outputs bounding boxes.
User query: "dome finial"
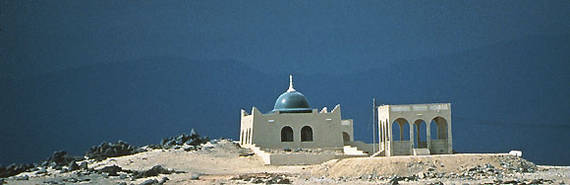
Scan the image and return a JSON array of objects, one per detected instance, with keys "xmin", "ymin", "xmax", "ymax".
[{"xmin": 287, "ymin": 74, "xmax": 295, "ymax": 92}]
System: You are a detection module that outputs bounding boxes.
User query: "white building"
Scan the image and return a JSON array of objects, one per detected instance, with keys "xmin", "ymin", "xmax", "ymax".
[
  {"xmin": 377, "ymin": 103, "xmax": 453, "ymax": 156},
  {"xmin": 239, "ymin": 75, "xmax": 354, "ymax": 151},
  {"xmin": 239, "ymin": 75, "xmax": 453, "ymax": 164}
]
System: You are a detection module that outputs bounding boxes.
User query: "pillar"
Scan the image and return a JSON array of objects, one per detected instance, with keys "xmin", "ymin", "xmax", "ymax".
[
  {"xmin": 426, "ymin": 121, "xmax": 431, "ymax": 152},
  {"xmin": 415, "ymin": 123, "xmax": 420, "ymax": 147},
  {"xmin": 409, "ymin": 122, "xmax": 414, "ymax": 154},
  {"xmin": 447, "ymin": 116, "xmax": 453, "ymax": 153},
  {"xmin": 387, "ymin": 117, "xmax": 393, "ymax": 157}
]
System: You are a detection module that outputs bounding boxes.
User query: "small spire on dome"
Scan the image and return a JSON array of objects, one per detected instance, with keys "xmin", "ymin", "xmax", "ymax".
[{"xmin": 287, "ymin": 74, "xmax": 296, "ymax": 92}]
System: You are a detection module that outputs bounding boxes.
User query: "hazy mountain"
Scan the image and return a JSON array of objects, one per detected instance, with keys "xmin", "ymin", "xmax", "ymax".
[
  {"xmin": 0, "ymin": 58, "xmax": 281, "ymax": 165},
  {"xmin": 1, "ymin": 34, "xmax": 568, "ymax": 165}
]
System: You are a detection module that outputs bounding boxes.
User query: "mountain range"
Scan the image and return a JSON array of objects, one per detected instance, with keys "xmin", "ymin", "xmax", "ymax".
[{"xmin": 1, "ymin": 34, "xmax": 568, "ymax": 165}]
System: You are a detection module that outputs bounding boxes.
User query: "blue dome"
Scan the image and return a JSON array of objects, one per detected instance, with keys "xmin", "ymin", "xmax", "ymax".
[{"xmin": 273, "ymin": 91, "xmax": 312, "ymax": 113}]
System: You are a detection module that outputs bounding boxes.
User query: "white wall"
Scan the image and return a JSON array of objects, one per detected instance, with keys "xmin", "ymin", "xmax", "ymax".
[
  {"xmin": 378, "ymin": 103, "xmax": 453, "ymax": 156},
  {"xmin": 241, "ymin": 105, "xmax": 349, "ymax": 150},
  {"xmin": 347, "ymin": 141, "xmax": 379, "ymax": 154},
  {"xmin": 267, "ymin": 153, "xmax": 339, "ymax": 165}
]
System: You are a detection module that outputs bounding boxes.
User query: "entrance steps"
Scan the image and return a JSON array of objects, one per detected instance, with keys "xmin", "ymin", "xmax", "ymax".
[
  {"xmin": 343, "ymin": 145, "xmax": 368, "ymax": 156},
  {"xmin": 245, "ymin": 144, "xmax": 271, "ymax": 164},
  {"xmin": 413, "ymin": 148, "xmax": 431, "ymax": 156},
  {"xmin": 370, "ymin": 150, "xmax": 385, "ymax": 157}
]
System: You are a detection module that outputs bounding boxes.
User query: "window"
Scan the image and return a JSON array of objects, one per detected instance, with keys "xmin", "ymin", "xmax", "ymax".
[
  {"xmin": 342, "ymin": 132, "xmax": 350, "ymax": 144},
  {"xmin": 301, "ymin": 126, "xmax": 313, "ymax": 142},
  {"xmin": 281, "ymin": 126, "xmax": 293, "ymax": 142}
]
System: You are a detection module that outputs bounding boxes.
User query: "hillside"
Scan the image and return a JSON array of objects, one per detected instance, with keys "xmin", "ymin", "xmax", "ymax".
[{"xmin": 1, "ymin": 139, "xmax": 568, "ymax": 185}]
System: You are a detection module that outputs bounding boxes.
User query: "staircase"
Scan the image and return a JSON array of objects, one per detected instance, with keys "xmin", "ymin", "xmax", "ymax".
[
  {"xmin": 343, "ymin": 145, "xmax": 368, "ymax": 156},
  {"xmin": 370, "ymin": 150, "xmax": 385, "ymax": 157},
  {"xmin": 245, "ymin": 144, "xmax": 271, "ymax": 164},
  {"xmin": 413, "ymin": 148, "xmax": 430, "ymax": 156}
]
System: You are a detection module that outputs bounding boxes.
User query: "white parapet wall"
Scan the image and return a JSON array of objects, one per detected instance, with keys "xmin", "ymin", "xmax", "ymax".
[
  {"xmin": 246, "ymin": 145, "xmax": 361, "ymax": 165},
  {"xmin": 267, "ymin": 153, "xmax": 340, "ymax": 165},
  {"xmin": 413, "ymin": 148, "xmax": 431, "ymax": 156}
]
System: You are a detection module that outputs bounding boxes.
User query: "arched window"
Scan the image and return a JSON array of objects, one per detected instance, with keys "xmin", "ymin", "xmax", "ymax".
[
  {"xmin": 392, "ymin": 118, "xmax": 410, "ymax": 141},
  {"xmin": 413, "ymin": 119, "xmax": 427, "ymax": 148},
  {"xmin": 342, "ymin": 132, "xmax": 350, "ymax": 144},
  {"xmin": 301, "ymin": 126, "xmax": 313, "ymax": 142},
  {"xmin": 281, "ymin": 126, "xmax": 293, "ymax": 142},
  {"xmin": 430, "ymin": 117, "xmax": 448, "ymax": 140}
]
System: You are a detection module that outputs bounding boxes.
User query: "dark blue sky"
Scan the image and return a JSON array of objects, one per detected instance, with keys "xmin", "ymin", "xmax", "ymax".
[
  {"xmin": 1, "ymin": 1, "xmax": 569, "ymax": 165},
  {"xmin": 2, "ymin": 1, "xmax": 568, "ymax": 76}
]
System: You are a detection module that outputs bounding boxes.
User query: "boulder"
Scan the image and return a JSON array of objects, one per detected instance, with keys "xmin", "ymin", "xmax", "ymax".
[
  {"xmin": 139, "ymin": 179, "xmax": 159, "ymax": 185},
  {"xmin": 190, "ymin": 172, "xmax": 200, "ymax": 180},
  {"xmin": 0, "ymin": 163, "xmax": 34, "ymax": 178},
  {"xmin": 13, "ymin": 175, "xmax": 29, "ymax": 180},
  {"xmin": 509, "ymin": 150, "xmax": 522, "ymax": 157},
  {"xmin": 160, "ymin": 129, "xmax": 209, "ymax": 149},
  {"xmin": 97, "ymin": 165, "xmax": 128, "ymax": 176},
  {"xmin": 62, "ymin": 177, "xmax": 78, "ymax": 183},
  {"xmin": 43, "ymin": 179, "xmax": 66, "ymax": 184},
  {"xmin": 36, "ymin": 168, "xmax": 47, "ymax": 174},
  {"xmin": 68, "ymin": 161, "xmax": 79, "ymax": 171},
  {"xmin": 131, "ymin": 165, "xmax": 184, "ymax": 179},
  {"xmin": 79, "ymin": 161, "xmax": 88, "ymax": 170},
  {"xmin": 38, "ymin": 150, "xmax": 82, "ymax": 171},
  {"xmin": 159, "ymin": 176, "xmax": 169, "ymax": 184}
]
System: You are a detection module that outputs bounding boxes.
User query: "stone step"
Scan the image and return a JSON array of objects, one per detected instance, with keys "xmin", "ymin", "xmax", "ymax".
[
  {"xmin": 343, "ymin": 146, "xmax": 368, "ymax": 156},
  {"xmin": 413, "ymin": 148, "xmax": 430, "ymax": 156}
]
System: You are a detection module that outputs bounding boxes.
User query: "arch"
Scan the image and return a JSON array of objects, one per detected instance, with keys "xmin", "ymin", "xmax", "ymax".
[
  {"xmin": 342, "ymin": 132, "xmax": 350, "ymax": 145},
  {"xmin": 281, "ymin": 126, "xmax": 294, "ymax": 142},
  {"xmin": 429, "ymin": 117, "xmax": 448, "ymax": 140},
  {"xmin": 413, "ymin": 119, "xmax": 427, "ymax": 148},
  {"xmin": 301, "ymin": 126, "xmax": 313, "ymax": 142},
  {"xmin": 392, "ymin": 118, "xmax": 410, "ymax": 141}
]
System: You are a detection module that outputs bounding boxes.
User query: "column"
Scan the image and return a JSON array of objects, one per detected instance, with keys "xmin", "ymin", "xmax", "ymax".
[
  {"xmin": 447, "ymin": 117, "xmax": 453, "ymax": 153},
  {"xmin": 426, "ymin": 122, "xmax": 431, "ymax": 152},
  {"xmin": 415, "ymin": 123, "xmax": 420, "ymax": 147},
  {"xmin": 409, "ymin": 122, "xmax": 414, "ymax": 154}
]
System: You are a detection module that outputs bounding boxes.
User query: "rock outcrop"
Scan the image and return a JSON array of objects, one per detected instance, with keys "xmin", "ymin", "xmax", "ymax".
[
  {"xmin": 0, "ymin": 163, "xmax": 33, "ymax": 178},
  {"xmin": 86, "ymin": 140, "xmax": 142, "ymax": 161},
  {"xmin": 159, "ymin": 129, "xmax": 209, "ymax": 150}
]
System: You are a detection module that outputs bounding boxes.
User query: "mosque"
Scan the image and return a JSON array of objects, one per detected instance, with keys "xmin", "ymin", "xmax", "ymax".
[
  {"xmin": 239, "ymin": 75, "xmax": 453, "ymax": 165},
  {"xmin": 239, "ymin": 75, "xmax": 354, "ymax": 151}
]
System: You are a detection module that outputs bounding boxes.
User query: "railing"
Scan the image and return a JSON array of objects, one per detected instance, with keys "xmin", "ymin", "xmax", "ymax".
[
  {"xmin": 429, "ymin": 139, "xmax": 448, "ymax": 154},
  {"xmin": 391, "ymin": 141, "xmax": 411, "ymax": 155},
  {"xmin": 390, "ymin": 103, "xmax": 450, "ymax": 112}
]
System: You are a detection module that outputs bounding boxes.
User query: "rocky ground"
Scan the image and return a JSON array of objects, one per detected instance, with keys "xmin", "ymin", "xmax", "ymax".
[{"xmin": 1, "ymin": 131, "xmax": 568, "ymax": 185}]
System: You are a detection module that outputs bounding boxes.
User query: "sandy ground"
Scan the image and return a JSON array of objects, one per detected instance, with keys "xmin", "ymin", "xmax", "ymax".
[
  {"xmin": 4, "ymin": 140, "xmax": 569, "ymax": 185},
  {"xmin": 315, "ymin": 153, "xmax": 532, "ymax": 177}
]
